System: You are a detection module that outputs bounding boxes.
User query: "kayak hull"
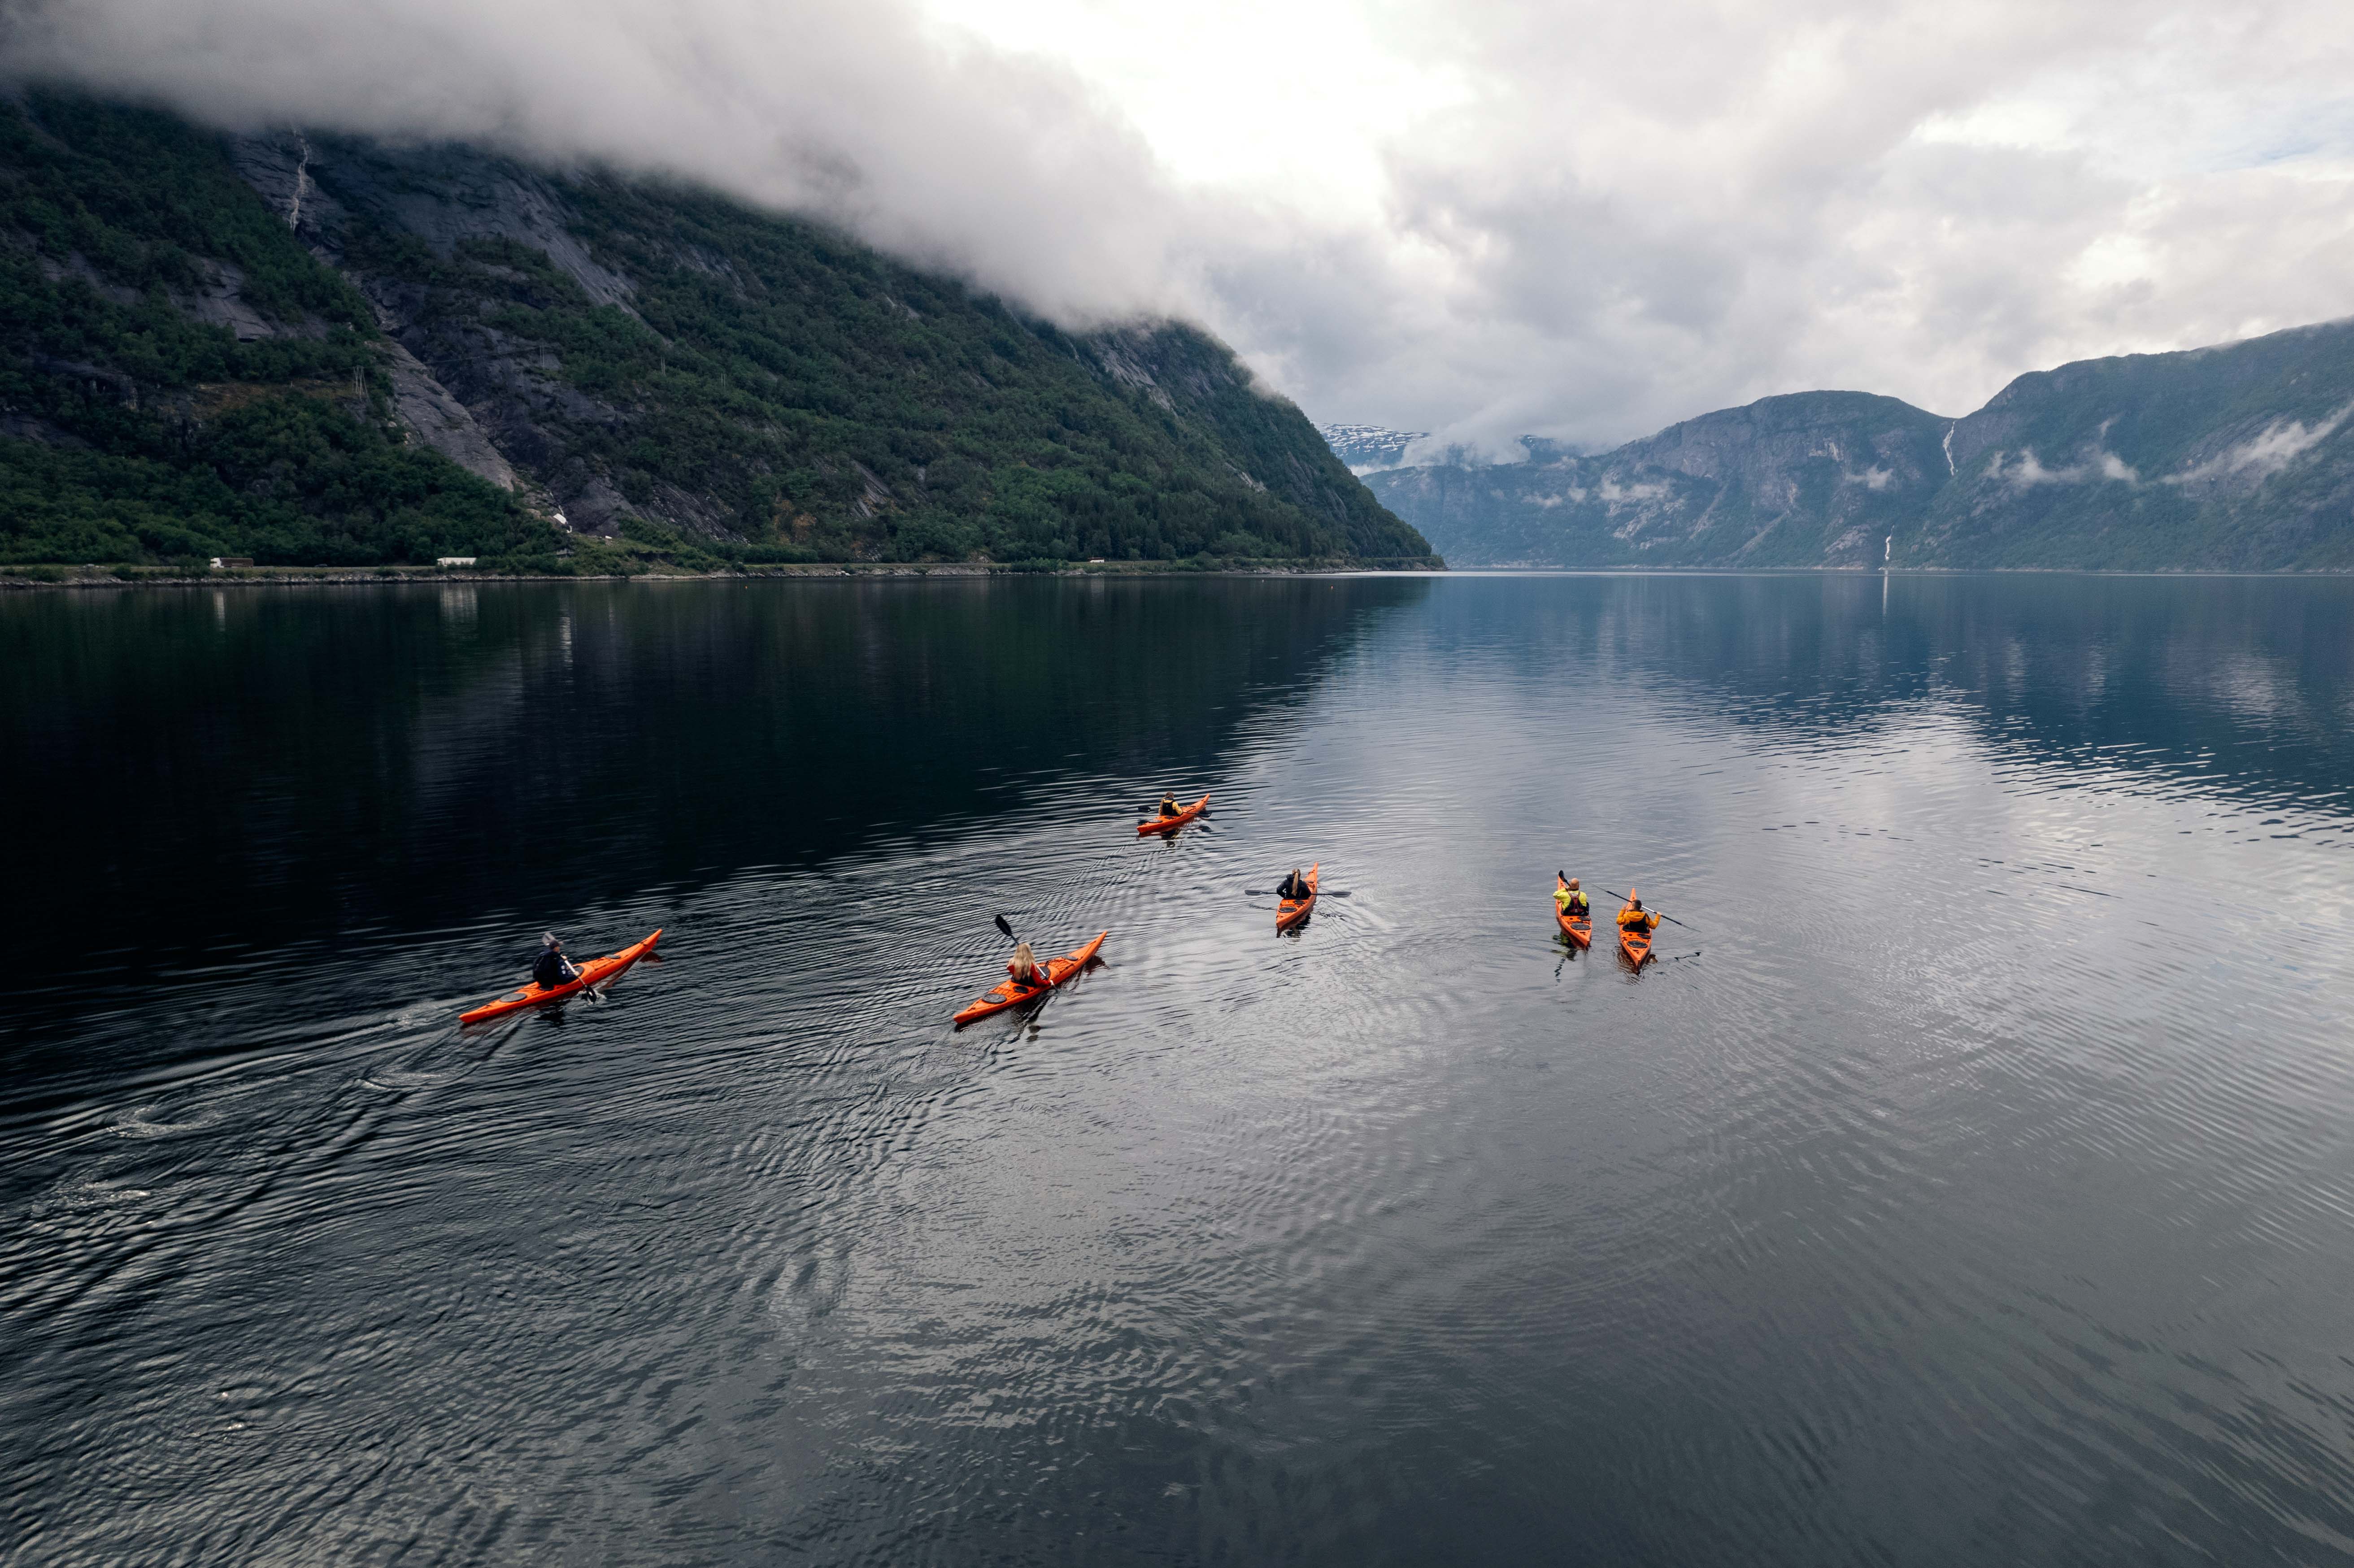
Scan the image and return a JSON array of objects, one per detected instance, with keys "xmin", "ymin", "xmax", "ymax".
[
  {"xmin": 1138, "ymin": 794, "xmax": 1210, "ymax": 836},
  {"xmin": 1618, "ymin": 922, "xmax": 1654, "ymax": 967},
  {"xmin": 460, "ymin": 929, "xmax": 662, "ymax": 1023},
  {"xmin": 1276, "ymin": 863, "xmax": 1319, "ymax": 932},
  {"xmin": 1553, "ymin": 871, "xmax": 1591, "ymax": 946},
  {"xmin": 954, "ymin": 930, "xmax": 1109, "ymax": 1025}
]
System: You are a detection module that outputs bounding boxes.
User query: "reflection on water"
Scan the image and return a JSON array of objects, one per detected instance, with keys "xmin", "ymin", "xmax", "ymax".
[
  {"xmin": 1, "ymin": 578, "xmax": 1425, "ymax": 1059},
  {"xmin": 4, "ymin": 573, "xmax": 2352, "ymax": 1566}
]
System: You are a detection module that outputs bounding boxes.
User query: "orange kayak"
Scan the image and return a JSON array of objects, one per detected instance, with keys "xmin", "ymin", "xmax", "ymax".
[
  {"xmin": 1138, "ymin": 794, "xmax": 1210, "ymax": 836},
  {"xmin": 954, "ymin": 931, "xmax": 1108, "ymax": 1025},
  {"xmin": 461, "ymin": 929, "xmax": 662, "ymax": 1023},
  {"xmin": 1617, "ymin": 914, "xmax": 1654, "ymax": 967},
  {"xmin": 1276, "ymin": 863, "xmax": 1319, "ymax": 932},
  {"xmin": 1555, "ymin": 880, "xmax": 1592, "ymax": 949}
]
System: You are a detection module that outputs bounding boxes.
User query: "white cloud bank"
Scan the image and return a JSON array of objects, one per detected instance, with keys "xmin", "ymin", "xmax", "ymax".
[{"xmin": 6, "ymin": 0, "xmax": 2354, "ymax": 453}]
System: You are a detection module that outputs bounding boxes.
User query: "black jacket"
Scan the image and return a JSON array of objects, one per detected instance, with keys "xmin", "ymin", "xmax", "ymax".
[{"xmin": 533, "ymin": 949, "xmax": 574, "ymax": 989}]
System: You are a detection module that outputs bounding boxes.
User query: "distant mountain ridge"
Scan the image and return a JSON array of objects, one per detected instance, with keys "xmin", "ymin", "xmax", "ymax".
[{"xmin": 1345, "ymin": 324, "xmax": 2354, "ymax": 570}]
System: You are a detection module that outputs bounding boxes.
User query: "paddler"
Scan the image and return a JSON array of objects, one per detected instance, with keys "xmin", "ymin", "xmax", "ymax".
[
  {"xmin": 1554, "ymin": 876, "xmax": 1590, "ymax": 918},
  {"xmin": 1617, "ymin": 891, "xmax": 1662, "ymax": 936},
  {"xmin": 1007, "ymin": 939, "xmax": 1049, "ymax": 991},
  {"xmin": 533, "ymin": 932, "xmax": 581, "ymax": 990},
  {"xmin": 1277, "ymin": 867, "xmax": 1311, "ymax": 902}
]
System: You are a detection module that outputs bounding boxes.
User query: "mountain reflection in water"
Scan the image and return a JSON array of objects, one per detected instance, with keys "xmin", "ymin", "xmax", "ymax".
[{"xmin": 4, "ymin": 573, "xmax": 2351, "ymax": 1567}]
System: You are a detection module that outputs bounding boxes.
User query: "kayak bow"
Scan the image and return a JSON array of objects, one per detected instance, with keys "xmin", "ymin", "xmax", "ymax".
[
  {"xmin": 460, "ymin": 929, "xmax": 662, "ymax": 1023},
  {"xmin": 1138, "ymin": 794, "xmax": 1210, "ymax": 836},
  {"xmin": 954, "ymin": 930, "xmax": 1109, "ymax": 1025},
  {"xmin": 1277, "ymin": 863, "xmax": 1320, "ymax": 933}
]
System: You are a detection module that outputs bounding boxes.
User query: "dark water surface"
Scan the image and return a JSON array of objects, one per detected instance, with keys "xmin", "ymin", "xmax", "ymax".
[{"xmin": 5, "ymin": 573, "xmax": 2353, "ymax": 1565}]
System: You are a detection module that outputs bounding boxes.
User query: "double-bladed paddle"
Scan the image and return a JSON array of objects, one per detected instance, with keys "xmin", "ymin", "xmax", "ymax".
[{"xmin": 1601, "ymin": 889, "xmax": 1696, "ymax": 931}]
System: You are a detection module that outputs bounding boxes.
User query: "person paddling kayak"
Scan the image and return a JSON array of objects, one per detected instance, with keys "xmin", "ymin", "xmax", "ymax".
[
  {"xmin": 1277, "ymin": 868, "xmax": 1312, "ymax": 902},
  {"xmin": 461, "ymin": 930, "xmax": 662, "ymax": 1023},
  {"xmin": 1006, "ymin": 939, "xmax": 1049, "ymax": 991},
  {"xmin": 1138, "ymin": 793, "xmax": 1210, "ymax": 835},
  {"xmin": 533, "ymin": 933, "xmax": 581, "ymax": 991},
  {"xmin": 1617, "ymin": 892, "xmax": 1661, "ymax": 937},
  {"xmin": 957, "ymin": 931, "xmax": 1109, "ymax": 1024},
  {"xmin": 1554, "ymin": 877, "xmax": 1590, "ymax": 919}
]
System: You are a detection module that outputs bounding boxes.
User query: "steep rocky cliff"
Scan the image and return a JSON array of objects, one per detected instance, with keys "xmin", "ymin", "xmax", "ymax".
[{"xmin": 0, "ymin": 93, "xmax": 1435, "ymax": 569}]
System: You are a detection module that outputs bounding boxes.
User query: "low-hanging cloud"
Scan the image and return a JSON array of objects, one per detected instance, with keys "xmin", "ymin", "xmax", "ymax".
[
  {"xmin": 6, "ymin": 0, "xmax": 2354, "ymax": 454},
  {"xmin": 0, "ymin": 0, "xmax": 1214, "ymax": 322}
]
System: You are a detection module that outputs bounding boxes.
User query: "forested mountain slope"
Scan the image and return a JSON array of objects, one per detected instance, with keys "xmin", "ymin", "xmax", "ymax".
[
  {"xmin": 1922, "ymin": 323, "xmax": 2354, "ymax": 569},
  {"xmin": 1361, "ymin": 326, "xmax": 2354, "ymax": 570},
  {"xmin": 0, "ymin": 92, "xmax": 1435, "ymax": 570}
]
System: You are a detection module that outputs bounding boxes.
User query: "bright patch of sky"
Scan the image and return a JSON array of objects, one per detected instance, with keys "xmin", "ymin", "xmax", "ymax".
[
  {"xmin": 920, "ymin": 0, "xmax": 1470, "ymax": 221},
  {"xmin": 1915, "ymin": 72, "xmax": 2354, "ymax": 180}
]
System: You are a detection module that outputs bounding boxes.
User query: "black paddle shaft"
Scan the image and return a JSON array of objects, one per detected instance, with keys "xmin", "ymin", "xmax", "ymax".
[
  {"xmin": 531, "ymin": 943, "xmax": 597, "ymax": 1003},
  {"xmin": 561, "ymin": 955, "xmax": 598, "ymax": 1003},
  {"xmin": 1601, "ymin": 889, "xmax": 1694, "ymax": 931}
]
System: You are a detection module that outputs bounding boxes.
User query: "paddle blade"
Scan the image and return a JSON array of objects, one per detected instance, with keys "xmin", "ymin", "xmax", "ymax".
[{"xmin": 994, "ymin": 913, "xmax": 1015, "ymax": 940}]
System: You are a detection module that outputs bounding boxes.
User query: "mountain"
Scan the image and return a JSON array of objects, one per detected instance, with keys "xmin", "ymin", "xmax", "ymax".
[
  {"xmin": 0, "ymin": 92, "xmax": 1436, "ymax": 571},
  {"xmin": 1316, "ymin": 422, "xmax": 1427, "ymax": 473},
  {"xmin": 1365, "ymin": 394, "xmax": 1948, "ymax": 568},
  {"xmin": 1921, "ymin": 323, "xmax": 2354, "ymax": 569},
  {"xmin": 1355, "ymin": 326, "xmax": 2354, "ymax": 570}
]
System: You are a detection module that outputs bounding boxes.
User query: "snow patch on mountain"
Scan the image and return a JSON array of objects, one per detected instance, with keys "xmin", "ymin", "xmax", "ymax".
[{"xmin": 1316, "ymin": 423, "xmax": 1428, "ymax": 474}]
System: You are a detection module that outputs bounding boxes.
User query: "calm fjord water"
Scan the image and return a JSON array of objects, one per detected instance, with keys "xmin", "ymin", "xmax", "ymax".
[{"xmin": 5, "ymin": 573, "xmax": 2353, "ymax": 1565}]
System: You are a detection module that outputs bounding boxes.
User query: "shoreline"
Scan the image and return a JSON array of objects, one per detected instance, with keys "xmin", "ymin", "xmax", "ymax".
[
  {"xmin": 1438, "ymin": 565, "xmax": 2354, "ymax": 578},
  {"xmin": 0, "ymin": 558, "xmax": 1446, "ymax": 590},
  {"xmin": 6, "ymin": 561, "xmax": 2347, "ymax": 590}
]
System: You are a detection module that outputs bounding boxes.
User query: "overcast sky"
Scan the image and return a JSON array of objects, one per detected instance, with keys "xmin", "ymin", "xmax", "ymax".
[{"xmin": 8, "ymin": 0, "xmax": 2354, "ymax": 453}]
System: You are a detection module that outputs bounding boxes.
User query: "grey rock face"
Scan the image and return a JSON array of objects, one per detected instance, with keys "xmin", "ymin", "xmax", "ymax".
[
  {"xmin": 179, "ymin": 262, "xmax": 308, "ymax": 342},
  {"xmin": 380, "ymin": 338, "xmax": 518, "ymax": 490},
  {"xmin": 228, "ymin": 131, "xmax": 643, "ymax": 516},
  {"xmin": 234, "ymin": 132, "xmax": 638, "ymax": 310}
]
